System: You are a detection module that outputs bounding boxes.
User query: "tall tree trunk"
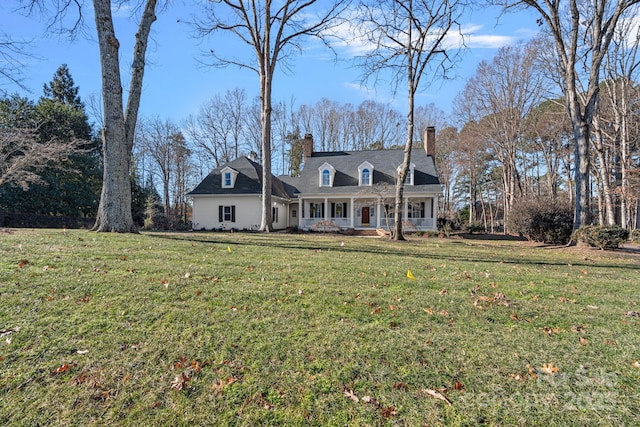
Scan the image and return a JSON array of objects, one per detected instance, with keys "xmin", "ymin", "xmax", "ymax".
[
  {"xmin": 260, "ymin": 71, "xmax": 274, "ymax": 232},
  {"xmin": 92, "ymin": 0, "xmax": 157, "ymax": 232},
  {"xmin": 393, "ymin": 8, "xmax": 414, "ymax": 241},
  {"xmin": 592, "ymin": 119, "xmax": 616, "ymax": 225},
  {"xmin": 572, "ymin": 120, "xmax": 591, "ymax": 229}
]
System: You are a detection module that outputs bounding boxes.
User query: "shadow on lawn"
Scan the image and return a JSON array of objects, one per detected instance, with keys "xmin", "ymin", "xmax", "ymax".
[{"xmin": 148, "ymin": 231, "xmax": 639, "ymax": 272}]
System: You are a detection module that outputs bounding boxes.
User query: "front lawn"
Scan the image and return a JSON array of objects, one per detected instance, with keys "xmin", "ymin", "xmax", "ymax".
[{"xmin": 1, "ymin": 229, "xmax": 639, "ymax": 425}]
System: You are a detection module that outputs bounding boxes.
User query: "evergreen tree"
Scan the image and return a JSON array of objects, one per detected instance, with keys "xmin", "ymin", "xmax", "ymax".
[
  {"xmin": 0, "ymin": 66, "xmax": 101, "ymax": 219},
  {"xmin": 42, "ymin": 64, "xmax": 83, "ymax": 110}
]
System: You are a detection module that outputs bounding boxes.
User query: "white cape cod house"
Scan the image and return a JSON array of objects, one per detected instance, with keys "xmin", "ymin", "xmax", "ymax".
[{"xmin": 188, "ymin": 129, "xmax": 442, "ymax": 232}]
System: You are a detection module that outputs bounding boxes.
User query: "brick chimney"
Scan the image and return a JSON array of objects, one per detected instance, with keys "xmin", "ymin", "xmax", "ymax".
[
  {"xmin": 303, "ymin": 133, "xmax": 314, "ymax": 160},
  {"xmin": 424, "ymin": 126, "xmax": 436, "ymax": 157}
]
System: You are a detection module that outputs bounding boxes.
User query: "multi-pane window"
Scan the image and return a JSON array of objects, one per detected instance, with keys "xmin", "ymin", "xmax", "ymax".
[
  {"xmin": 310, "ymin": 202, "xmax": 324, "ymax": 218},
  {"xmin": 218, "ymin": 205, "xmax": 236, "ymax": 222},
  {"xmin": 361, "ymin": 168, "xmax": 370, "ymax": 186},
  {"xmin": 322, "ymin": 169, "xmax": 331, "ymax": 186},
  {"xmin": 332, "ymin": 202, "xmax": 347, "ymax": 218},
  {"xmin": 408, "ymin": 202, "xmax": 425, "ymax": 219},
  {"xmin": 224, "ymin": 172, "xmax": 232, "ymax": 187}
]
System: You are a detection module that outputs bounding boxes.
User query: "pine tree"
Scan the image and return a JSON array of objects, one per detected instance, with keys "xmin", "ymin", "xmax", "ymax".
[{"xmin": 42, "ymin": 64, "xmax": 84, "ymax": 110}]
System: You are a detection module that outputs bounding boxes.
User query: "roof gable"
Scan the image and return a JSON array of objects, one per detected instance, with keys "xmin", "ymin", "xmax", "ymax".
[
  {"xmin": 188, "ymin": 156, "xmax": 293, "ymax": 199},
  {"xmin": 295, "ymin": 148, "xmax": 440, "ymax": 194}
]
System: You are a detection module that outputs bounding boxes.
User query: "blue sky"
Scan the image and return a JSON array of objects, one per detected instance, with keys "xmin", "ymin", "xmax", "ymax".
[{"xmin": 1, "ymin": 1, "xmax": 540, "ymax": 125}]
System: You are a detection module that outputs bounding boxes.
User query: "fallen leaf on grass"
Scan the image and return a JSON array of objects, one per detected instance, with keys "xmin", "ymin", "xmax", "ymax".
[
  {"xmin": 579, "ymin": 337, "xmax": 589, "ymax": 346},
  {"xmin": 626, "ymin": 311, "xmax": 640, "ymax": 318},
  {"xmin": 170, "ymin": 372, "xmax": 191, "ymax": 390},
  {"xmin": 52, "ymin": 363, "xmax": 77, "ymax": 376},
  {"xmin": 453, "ymin": 381, "xmax": 464, "ymax": 390},
  {"xmin": 343, "ymin": 388, "xmax": 359, "ymax": 402},
  {"xmin": 381, "ymin": 406, "xmax": 397, "ymax": 418},
  {"xmin": 407, "ymin": 270, "xmax": 416, "ymax": 280},
  {"xmin": 541, "ymin": 363, "xmax": 559, "ymax": 375},
  {"xmin": 361, "ymin": 395, "xmax": 380, "ymax": 407},
  {"xmin": 422, "ymin": 388, "xmax": 452, "ymax": 405},
  {"xmin": 633, "ymin": 361, "xmax": 640, "ymax": 368},
  {"xmin": 211, "ymin": 376, "xmax": 238, "ymax": 395},
  {"xmin": 510, "ymin": 373, "xmax": 527, "ymax": 381},
  {"xmin": 543, "ymin": 326, "xmax": 560, "ymax": 336},
  {"xmin": 18, "ymin": 259, "xmax": 29, "ymax": 268},
  {"xmin": 393, "ymin": 382, "xmax": 408, "ymax": 391}
]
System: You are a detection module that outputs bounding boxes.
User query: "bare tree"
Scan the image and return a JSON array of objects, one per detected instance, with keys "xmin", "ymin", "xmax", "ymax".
[
  {"xmin": 601, "ymin": 12, "xmax": 640, "ymax": 229},
  {"xmin": 356, "ymin": 0, "xmax": 467, "ymax": 240},
  {"xmin": 24, "ymin": 0, "xmax": 160, "ymax": 232},
  {"xmin": 494, "ymin": 0, "xmax": 640, "ymax": 230},
  {"xmin": 0, "ymin": 127, "xmax": 83, "ymax": 189},
  {"xmin": 460, "ymin": 41, "xmax": 545, "ymax": 231},
  {"xmin": 185, "ymin": 88, "xmax": 248, "ymax": 171},
  {"xmin": 0, "ymin": 31, "xmax": 34, "ymax": 92},
  {"xmin": 194, "ymin": 0, "xmax": 348, "ymax": 231},
  {"xmin": 136, "ymin": 116, "xmax": 183, "ymax": 228}
]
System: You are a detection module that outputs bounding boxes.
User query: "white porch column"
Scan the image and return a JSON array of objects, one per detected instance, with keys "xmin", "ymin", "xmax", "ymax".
[
  {"xmin": 324, "ymin": 197, "xmax": 329, "ymax": 220},
  {"xmin": 403, "ymin": 197, "xmax": 409, "ymax": 222},
  {"xmin": 350, "ymin": 197, "xmax": 354, "ymax": 228},
  {"xmin": 376, "ymin": 198, "xmax": 381, "ymax": 228},
  {"xmin": 432, "ymin": 196, "xmax": 438, "ymax": 229},
  {"xmin": 298, "ymin": 197, "xmax": 303, "ymax": 228}
]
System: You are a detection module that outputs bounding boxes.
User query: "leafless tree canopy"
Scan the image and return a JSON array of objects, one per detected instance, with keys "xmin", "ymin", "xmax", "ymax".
[
  {"xmin": 353, "ymin": 0, "xmax": 467, "ymax": 240},
  {"xmin": 0, "ymin": 126, "xmax": 84, "ymax": 189},
  {"xmin": 193, "ymin": 0, "xmax": 349, "ymax": 232}
]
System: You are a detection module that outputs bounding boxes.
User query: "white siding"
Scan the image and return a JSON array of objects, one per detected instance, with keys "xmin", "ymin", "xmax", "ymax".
[
  {"xmin": 191, "ymin": 195, "xmax": 290, "ymax": 231},
  {"xmin": 191, "ymin": 195, "xmax": 261, "ymax": 230}
]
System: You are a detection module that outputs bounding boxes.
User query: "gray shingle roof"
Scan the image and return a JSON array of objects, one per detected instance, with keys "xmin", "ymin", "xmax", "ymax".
[
  {"xmin": 187, "ymin": 156, "xmax": 293, "ymax": 199},
  {"xmin": 293, "ymin": 148, "xmax": 441, "ymax": 195},
  {"xmin": 188, "ymin": 148, "xmax": 441, "ymax": 199}
]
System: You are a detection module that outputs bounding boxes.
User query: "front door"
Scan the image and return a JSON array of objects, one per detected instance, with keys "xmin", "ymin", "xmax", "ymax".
[{"xmin": 361, "ymin": 207, "xmax": 370, "ymax": 225}]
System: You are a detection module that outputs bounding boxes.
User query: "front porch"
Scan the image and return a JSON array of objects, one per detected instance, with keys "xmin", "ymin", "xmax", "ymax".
[{"xmin": 298, "ymin": 196, "xmax": 437, "ymax": 231}]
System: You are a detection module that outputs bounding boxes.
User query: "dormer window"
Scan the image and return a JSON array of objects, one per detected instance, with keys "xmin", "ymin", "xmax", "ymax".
[
  {"xmin": 318, "ymin": 162, "xmax": 335, "ymax": 187},
  {"xmin": 221, "ymin": 166, "xmax": 238, "ymax": 188},
  {"xmin": 358, "ymin": 161, "xmax": 374, "ymax": 186},
  {"xmin": 322, "ymin": 169, "xmax": 331, "ymax": 186},
  {"xmin": 362, "ymin": 168, "xmax": 370, "ymax": 185},
  {"xmin": 397, "ymin": 163, "xmax": 415, "ymax": 186}
]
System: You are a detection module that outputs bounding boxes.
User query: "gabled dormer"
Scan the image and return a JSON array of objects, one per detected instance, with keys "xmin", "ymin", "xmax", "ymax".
[
  {"xmin": 397, "ymin": 162, "xmax": 415, "ymax": 186},
  {"xmin": 358, "ymin": 161, "xmax": 374, "ymax": 186},
  {"xmin": 319, "ymin": 162, "xmax": 335, "ymax": 187},
  {"xmin": 221, "ymin": 166, "xmax": 239, "ymax": 189}
]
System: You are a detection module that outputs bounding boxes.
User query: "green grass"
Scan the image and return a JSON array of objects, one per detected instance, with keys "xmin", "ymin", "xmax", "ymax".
[{"xmin": 1, "ymin": 229, "xmax": 639, "ymax": 426}]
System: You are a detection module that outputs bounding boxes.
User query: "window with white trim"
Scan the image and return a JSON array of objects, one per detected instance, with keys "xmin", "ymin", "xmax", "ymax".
[
  {"xmin": 221, "ymin": 167, "xmax": 238, "ymax": 188},
  {"xmin": 322, "ymin": 169, "xmax": 331, "ymax": 186},
  {"xmin": 397, "ymin": 163, "xmax": 415, "ymax": 186},
  {"xmin": 310, "ymin": 202, "xmax": 324, "ymax": 218},
  {"xmin": 331, "ymin": 202, "xmax": 347, "ymax": 218},
  {"xmin": 408, "ymin": 202, "xmax": 425, "ymax": 219},
  {"xmin": 218, "ymin": 205, "xmax": 236, "ymax": 222},
  {"xmin": 318, "ymin": 162, "xmax": 335, "ymax": 187},
  {"xmin": 358, "ymin": 161, "xmax": 374, "ymax": 186},
  {"xmin": 361, "ymin": 168, "xmax": 370, "ymax": 185}
]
